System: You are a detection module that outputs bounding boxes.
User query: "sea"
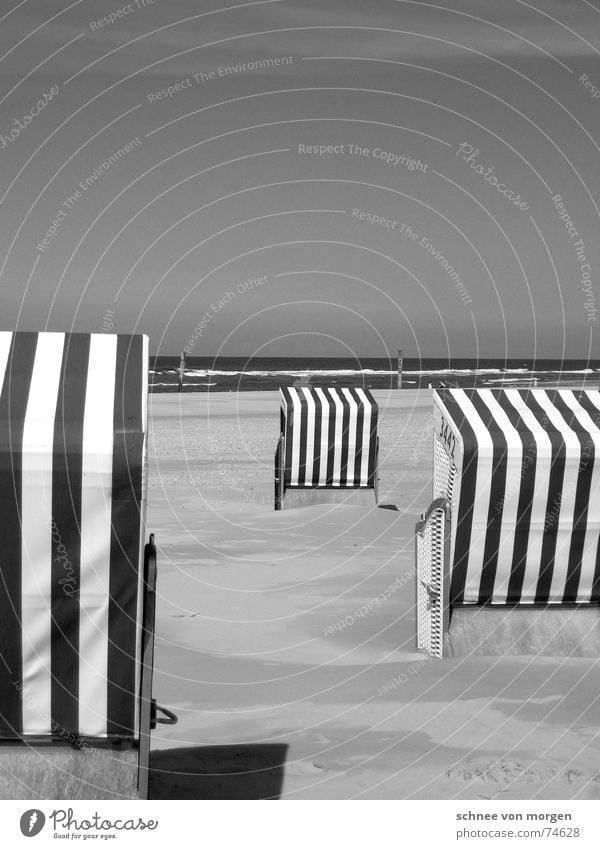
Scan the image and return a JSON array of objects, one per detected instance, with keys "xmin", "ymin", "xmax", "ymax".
[{"xmin": 149, "ymin": 356, "xmax": 600, "ymax": 392}]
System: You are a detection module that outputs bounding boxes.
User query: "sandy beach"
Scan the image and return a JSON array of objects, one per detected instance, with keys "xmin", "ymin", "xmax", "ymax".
[{"xmin": 146, "ymin": 390, "xmax": 600, "ymax": 800}]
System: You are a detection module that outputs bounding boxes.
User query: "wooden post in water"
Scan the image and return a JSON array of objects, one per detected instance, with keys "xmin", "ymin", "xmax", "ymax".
[
  {"xmin": 397, "ymin": 348, "xmax": 403, "ymax": 389},
  {"xmin": 177, "ymin": 351, "xmax": 185, "ymax": 393}
]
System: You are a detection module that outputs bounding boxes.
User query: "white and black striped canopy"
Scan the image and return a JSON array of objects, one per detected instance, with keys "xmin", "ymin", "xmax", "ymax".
[
  {"xmin": 0, "ymin": 332, "xmax": 148, "ymax": 741},
  {"xmin": 279, "ymin": 386, "xmax": 378, "ymax": 488},
  {"xmin": 434, "ymin": 388, "xmax": 600, "ymax": 606}
]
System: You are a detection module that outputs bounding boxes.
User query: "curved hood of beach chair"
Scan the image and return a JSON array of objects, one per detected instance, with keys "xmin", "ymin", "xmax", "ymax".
[
  {"xmin": 0, "ymin": 331, "xmax": 148, "ymax": 742},
  {"xmin": 279, "ymin": 386, "xmax": 378, "ymax": 489},
  {"xmin": 432, "ymin": 388, "xmax": 600, "ymax": 607}
]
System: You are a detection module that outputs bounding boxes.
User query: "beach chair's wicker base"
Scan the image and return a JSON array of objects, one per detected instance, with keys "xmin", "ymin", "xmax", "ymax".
[
  {"xmin": 447, "ymin": 606, "xmax": 600, "ymax": 657},
  {"xmin": 280, "ymin": 487, "xmax": 377, "ymax": 509},
  {"xmin": 0, "ymin": 744, "xmax": 140, "ymax": 799}
]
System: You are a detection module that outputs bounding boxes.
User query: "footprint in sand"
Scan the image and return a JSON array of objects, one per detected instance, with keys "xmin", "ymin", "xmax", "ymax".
[{"xmin": 448, "ymin": 759, "xmax": 600, "ymax": 786}]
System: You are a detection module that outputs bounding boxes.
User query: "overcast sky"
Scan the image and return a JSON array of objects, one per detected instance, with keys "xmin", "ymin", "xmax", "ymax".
[{"xmin": 1, "ymin": 0, "xmax": 599, "ymax": 358}]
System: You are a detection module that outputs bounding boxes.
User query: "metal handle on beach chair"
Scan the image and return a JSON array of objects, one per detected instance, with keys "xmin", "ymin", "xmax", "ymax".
[
  {"xmin": 274, "ymin": 435, "xmax": 284, "ymax": 510},
  {"xmin": 150, "ymin": 699, "xmax": 178, "ymax": 728}
]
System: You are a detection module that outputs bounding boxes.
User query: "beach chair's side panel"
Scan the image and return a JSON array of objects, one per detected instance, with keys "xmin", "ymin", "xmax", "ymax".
[
  {"xmin": 136, "ymin": 335, "xmax": 150, "ymax": 741},
  {"xmin": 276, "ymin": 388, "xmax": 290, "ymax": 509},
  {"xmin": 279, "ymin": 388, "xmax": 297, "ymax": 488},
  {"xmin": 432, "ymin": 432, "xmax": 457, "ymax": 503},
  {"xmin": 416, "ymin": 499, "xmax": 450, "ymax": 658},
  {"xmin": 106, "ymin": 335, "xmax": 148, "ymax": 740},
  {"xmin": 572, "ymin": 390, "xmax": 600, "ymax": 603},
  {"xmin": 364, "ymin": 390, "xmax": 378, "ymax": 490}
]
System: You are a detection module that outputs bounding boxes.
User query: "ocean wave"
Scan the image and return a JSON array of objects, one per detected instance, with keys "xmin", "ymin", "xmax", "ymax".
[
  {"xmin": 404, "ymin": 368, "xmax": 505, "ymax": 375},
  {"xmin": 406, "ymin": 368, "xmax": 595, "ymax": 375},
  {"xmin": 537, "ymin": 369, "xmax": 595, "ymax": 374},
  {"xmin": 150, "ymin": 366, "xmax": 598, "ymax": 379},
  {"xmin": 485, "ymin": 377, "xmax": 538, "ymax": 383},
  {"xmin": 180, "ymin": 368, "xmax": 396, "ymax": 377},
  {"xmin": 150, "ymin": 381, "xmax": 217, "ymax": 386}
]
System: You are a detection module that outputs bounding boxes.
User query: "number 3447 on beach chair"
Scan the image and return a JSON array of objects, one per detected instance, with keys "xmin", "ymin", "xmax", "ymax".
[
  {"xmin": 416, "ymin": 388, "xmax": 600, "ymax": 658},
  {"xmin": 274, "ymin": 386, "xmax": 379, "ymax": 510},
  {"xmin": 0, "ymin": 331, "xmax": 175, "ymax": 800}
]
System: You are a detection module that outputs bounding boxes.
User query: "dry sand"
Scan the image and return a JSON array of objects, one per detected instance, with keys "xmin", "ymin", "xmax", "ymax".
[{"xmin": 146, "ymin": 390, "xmax": 600, "ymax": 800}]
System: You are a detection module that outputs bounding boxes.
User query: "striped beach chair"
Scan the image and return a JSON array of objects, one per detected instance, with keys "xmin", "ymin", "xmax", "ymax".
[
  {"xmin": 0, "ymin": 331, "xmax": 174, "ymax": 799},
  {"xmin": 275, "ymin": 386, "xmax": 379, "ymax": 509},
  {"xmin": 416, "ymin": 388, "xmax": 600, "ymax": 657}
]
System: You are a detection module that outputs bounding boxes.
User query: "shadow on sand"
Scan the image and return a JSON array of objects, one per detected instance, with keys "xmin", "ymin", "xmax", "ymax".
[{"xmin": 149, "ymin": 744, "xmax": 288, "ymax": 799}]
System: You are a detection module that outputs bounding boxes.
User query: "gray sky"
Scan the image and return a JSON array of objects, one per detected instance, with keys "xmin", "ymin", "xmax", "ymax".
[{"xmin": 1, "ymin": 0, "xmax": 599, "ymax": 357}]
